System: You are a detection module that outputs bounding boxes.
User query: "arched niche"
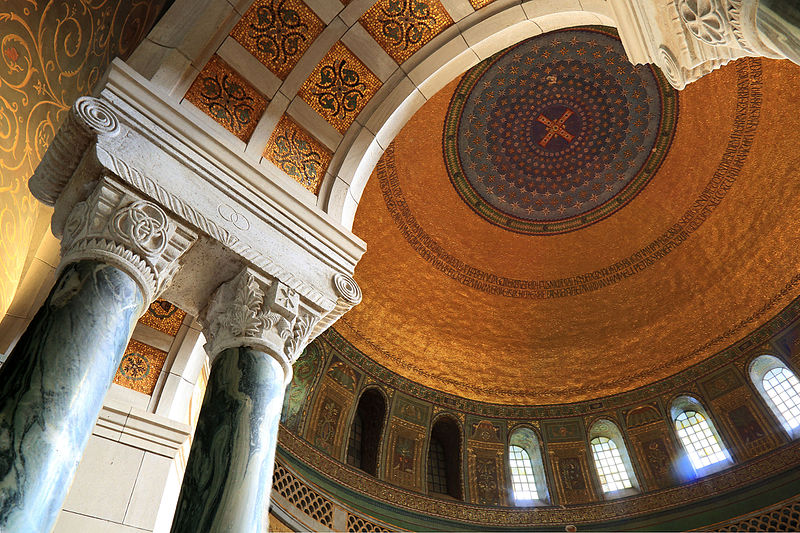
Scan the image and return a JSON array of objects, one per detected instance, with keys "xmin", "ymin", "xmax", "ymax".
[
  {"xmin": 669, "ymin": 395, "xmax": 733, "ymax": 478},
  {"xmin": 587, "ymin": 418, "xmax": 640, "ymax": 498},
  {"xmin": 749, "ymin": 354, "xmax": 800, "ymax": 438},
  {"xmin": 427, "ymin": 415, "xmax": 463, "ymax": 500},
  {"xmin": 346, "ymin": 387, "xmax": 387, "ymax": 476},
  {"xmin": 507, "ymin": 426, "xmax": 550, "ymax": 505}
]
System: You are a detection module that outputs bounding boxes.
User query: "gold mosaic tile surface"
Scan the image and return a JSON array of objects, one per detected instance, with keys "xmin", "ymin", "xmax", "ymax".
[
  {"xmin": 114, "ymin": 339, "xmax": 168, "ymax": 395},
  {"xmin": 469, "ymin": 0, "xmax": 496, "ymax": 8},
  {"xmin": 360, "ymin": 0, "xmax": 453, "ymax": 64},
  {"xmin": 184, "ymin": 55, "xmax": 268, "ymax": 142},
  {"xmin": 230, "ymin": 0, "xmax": 324, "ymax": 80},
  {"xmin": 138, "ymin": 299, "xmax": 186, "ymax": 337},
  {"xmin": 298, "ymin": 42, "xmax": 381, "ymax": 133},
  {"xmin": 264, "ymin": 114, "xmax": 332, "ymax": 194}
]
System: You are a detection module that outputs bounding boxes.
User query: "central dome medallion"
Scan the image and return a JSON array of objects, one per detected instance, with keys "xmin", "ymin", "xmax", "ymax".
[{"xmin": 444, "ymin": 27, "xmax": 678, "ymax": 235}]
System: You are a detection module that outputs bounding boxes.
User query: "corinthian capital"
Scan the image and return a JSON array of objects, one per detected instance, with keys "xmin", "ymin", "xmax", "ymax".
[
  {"xmin": 202, "ymin": 269, "xmax": 321, "ymax": 381},
  {"xmin": 58, "ymin": 178, "xmax": 197, "ymax": 304}
]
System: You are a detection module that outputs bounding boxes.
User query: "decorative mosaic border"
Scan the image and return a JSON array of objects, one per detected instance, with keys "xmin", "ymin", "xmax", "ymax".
[
  {"xmin": 330, "ymin": 271, "xmax": 800, "ymax": 412},
  {"xmin": 442, "ymin": 27, "xmax": 679, "ymax": 235},
  {"xmin": 378, "ymin": 58, "xmax": 763, "ymax": 299}
]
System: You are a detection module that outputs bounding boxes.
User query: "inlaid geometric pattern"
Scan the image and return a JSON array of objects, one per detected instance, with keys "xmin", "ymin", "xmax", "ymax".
[
  {"xmin": 138, "ymin": 299, "xmax": 186, "ymax": 337},
  {"xmin": 509, "ymin": 445, "xmax": 539, "ymax": 502},
  {"xmin": 230, "ymin": 0, "xmax": 324, "ymax": 80},
  {"xmin": 298, "ymin": 41, "xmax": 381, "ymax": 133},
  {"xmin": 113, "ymin": 339, "xmax": 168, "ymax": 395},
  {"xmin": 360, "ymin": 0, "xmax": 454, "ymax": 64},
  {"xmin": 763, "ymin": 367, "xmax": 800, "ymax": 429},
  {"xmin": 674, "ymin": 411, "xmax": 727, "ymax": 469},
  {"xmin": 264, "ymin": 114, "xmax": 332, "ymax": 194},
  {"xmin": 184, "ymin": 55, "xmax": 268, "ymax": 142},
  {"xmin": 590, "ymin": 437, "xmax": 633, "ymax": 492}
]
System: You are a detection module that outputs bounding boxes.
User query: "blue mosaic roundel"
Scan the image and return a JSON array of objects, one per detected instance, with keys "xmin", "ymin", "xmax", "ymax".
[{"xmin": 444, "ymin": 27, "xmax": 677, "ymax": 235}]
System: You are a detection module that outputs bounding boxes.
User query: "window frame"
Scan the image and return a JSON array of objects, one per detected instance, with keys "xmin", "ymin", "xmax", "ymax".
[
  {"xmin": 587, "ymin": 419, "xmax": 640, "ymax": 499},
  {"xmin": 749, "ymin": 354, "xmax": 800, "ymax": 439},
  {"xmin": 670, "ymin": 395, "xmax": 732, "ymax": 477},
  {"xmin": 507, "ymin": 426, "xmax": 550, "ymax": 506}
]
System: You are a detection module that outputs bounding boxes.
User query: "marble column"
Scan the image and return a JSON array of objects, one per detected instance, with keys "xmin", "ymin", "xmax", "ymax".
[
  {"xmin": 0, "ymin": 178, "xmax": 195, "ymax": 532},
  {"xmin": 170, "ymin": 269, "xmax": 320, "ymax": 533}
]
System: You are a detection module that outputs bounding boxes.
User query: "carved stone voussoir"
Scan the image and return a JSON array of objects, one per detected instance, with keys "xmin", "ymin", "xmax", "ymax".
[
  {"xmin": 30, "ymin": 96, "xmax": 121, "ymax": 205},
  {"xmin": 202, "ymin": 269, "xmax": 322, "ymax": 381},
  {"xmin": 59, "ymin": 178, "xmax": 197, "ymax": 305}
]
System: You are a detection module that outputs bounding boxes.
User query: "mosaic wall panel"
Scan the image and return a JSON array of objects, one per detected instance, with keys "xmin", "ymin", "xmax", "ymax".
[
  {"xmin": 0, "ymin": 0, "xmax": 166, "ymax": 321},
  {"xmin": 138, "ymin": 299, "xmax": 186, "ymax": 336},
  {"xmin": 467, "ymin": 420, "xmax": 507, "ymax": 505},
  {"xmin": 281, "ymin": 342, "xmax": 325, "ymax": 432},
  {"xmin": 706, "ymin": 383, "xmax": 782, "ymax": 460},
  {"xmin": 548, "ymin": 442, "xmax": 595, "ymax": 505},
  {"xmin": 305, "ymin": 372, "xmax": 355, "ymax": 457},
  {"xmin": 298, "ymin": 41, "xmax": 381, "ymax": 133},
  {"xmin": 777, "ymin": 322, "xmax": 800, "ymax": 367},
  {"xmin": 384, "ymin": 418, "xmax": 426, "ymax": 491},
  {"xmin": 542, "ymin": 418, "xmax": 585, "ymax": 443},
  {"xmin": 264, "ymin": 114, "xmax": 331, "ymax": 194},
  {"xmin": 113, "ymin": 339, "xmax": 168, "ymax": 395},
  {"xmin": 359, "ymin": 0, "xmax": 454, "ymax": 64},
  {"xmin": 626, "ymin": 420, "xmax": 680, "ymax": 490},
  {"xmin": 184, "ymin": 55, "xmax": 268, "ymax": 142},
  {"xmin": 230, "ymin": 0, "xmax": 324, "ymax": 80}
]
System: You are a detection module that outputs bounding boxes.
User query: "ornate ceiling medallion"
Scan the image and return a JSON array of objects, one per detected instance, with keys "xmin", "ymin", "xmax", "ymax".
[{"xmin": 444, "ymin": 27, "xmax": 678, "ymax": 235}]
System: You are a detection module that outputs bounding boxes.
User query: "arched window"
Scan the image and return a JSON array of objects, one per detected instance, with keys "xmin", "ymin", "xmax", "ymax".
[
  {"xmin": 587, "ymin": 419, "xmax": 639, "ymax": 497},
  {"xmin": 508, "ymin": 427, "xmax": 549, "ymax": 505},
  {"xmin": 749, "ymin": 354, "xmax": 800, "ymax": 437},
  {"xmin": 671, "ymin": 396, "xmax": 731, "ymax": 473},
  {"xmin": 345, "ymin": 388, "xmax": 386, "ymax": 475},
  {"xmin": 427, "ymin": 416, "xmax": 462, "ymax": 499}
]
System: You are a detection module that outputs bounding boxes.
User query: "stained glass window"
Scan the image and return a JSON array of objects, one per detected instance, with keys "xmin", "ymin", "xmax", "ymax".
[
  {"xmin": 674, "ymin": 410, "xmax": 727, "ymax": 469},
  {"xmin": 763, "ymin": 367, "xmax": 800, "ymax": 430},
  {"xmin": 590, "ymin": 437, "xmax": 633, "ymax": 492},
  {"xmin": 509, "ymin": 445, "xmax": 539, "ymax": 502}
]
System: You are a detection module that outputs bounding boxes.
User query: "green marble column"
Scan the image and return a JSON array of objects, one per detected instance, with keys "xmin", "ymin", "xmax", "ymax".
[
  {"xmin": 758, "ymin": 0, "xmax": 800, "ymax": 64},
  {"xmin": 170, "ymin": 346, "xmax": 286, "ymax": 533},
  {"xmin": 0, "ymin": 260, "xmax": 145, "ymax": 532}
]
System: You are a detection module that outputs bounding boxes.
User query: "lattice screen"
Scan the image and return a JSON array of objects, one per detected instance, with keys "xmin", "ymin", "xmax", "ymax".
[{"xmin": 272, "ymin": 462, "xmax": 334, "ymax": 528}]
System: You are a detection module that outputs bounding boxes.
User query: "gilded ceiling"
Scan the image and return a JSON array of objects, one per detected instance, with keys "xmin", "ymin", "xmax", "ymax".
[{"xmin": 339, "ymin": 47, "xmax": 800, "ymax": 405}]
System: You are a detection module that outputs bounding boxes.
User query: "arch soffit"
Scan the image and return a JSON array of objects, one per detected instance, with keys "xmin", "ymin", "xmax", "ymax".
[{"xmin": 323, "ymin": 2, "xmax": 619, "ymax": 229}]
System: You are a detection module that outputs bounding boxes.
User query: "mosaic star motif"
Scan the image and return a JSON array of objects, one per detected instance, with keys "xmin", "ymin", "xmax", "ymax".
[
  {"xmin": 138, "ymin": 299, "xmax": 186, "ymax": 336},
  {"xmin": 360, "ymin": 0, "xmax": 453, "ymax": 64},
  {"xmin": 264, "ymin": 115, "xmax": 332, "ymax": 194},
  {"xmin": 230, "ymin": 0, "xmax": 324, "ymax": 80},
  {"xmin": 299, "ymin": 42, "xmax": 381, "ymax": 133},
  {"xmin": 185, "ymin": 55, "xmax": 268, "ymax": 142},
  {"xmin": 443, "ymin": 27, "xmax": 678, "ymax": 235},
  {"xmin": 469, "ymin": 0, "xmax": 496, "ymax": 8},
  {"xmin": 114, "ymin": 339, "xmax": 168, "ymax": 395}
]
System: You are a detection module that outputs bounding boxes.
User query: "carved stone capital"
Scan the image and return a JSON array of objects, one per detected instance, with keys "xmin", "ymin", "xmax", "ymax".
[
  {"xmin": 58, "ymin": 179, "xmax": 197, "ymax": 305},
  {"xmin": 30, "ymin": 96, "xmax": 121, "ymax": 205},
  {"xmin": 202, "ymin": 269, "xmax": 322, "ymax": 382}
]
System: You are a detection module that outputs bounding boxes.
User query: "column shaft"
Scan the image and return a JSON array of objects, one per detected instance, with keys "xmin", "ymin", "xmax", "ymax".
[
  {"xmin": 171, "ymin": 346, "xmax": 286, "ymax": 533},
  {"xmin": 0, "ymin": 260, "xmax": 144, "ymax": 532}
]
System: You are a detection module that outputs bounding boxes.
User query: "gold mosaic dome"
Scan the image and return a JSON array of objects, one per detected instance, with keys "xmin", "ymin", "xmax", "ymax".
[{"xmin": 337, "ymin": 45, "xmax": 800, "ymax": 405}]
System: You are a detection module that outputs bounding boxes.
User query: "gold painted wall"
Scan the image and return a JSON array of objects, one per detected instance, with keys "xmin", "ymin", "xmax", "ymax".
[{"xmin": 0, "ymin": 0, "xmax": 167, "ymax": 317}]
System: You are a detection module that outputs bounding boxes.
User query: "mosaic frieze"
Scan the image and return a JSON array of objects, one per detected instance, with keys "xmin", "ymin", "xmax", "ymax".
[
  {"xmin": 113, "ymin": 339, "xmax": 167, "ymax": 395},
  {"xmin": 699, "ymin": 365, "xmax": 744, "ymax": 400},
  {"xmin": 625, "ymin": 404, "xmax": 664, "ymax": 428},
  {"xmin": 264, "ymin": 114, "xmax": 331, "ymax": 194},
  {"xmin": 359, "ymin": 0, "xmax": 453, "ymax": 64},
  {"xmin": 543, "ymin": 419, "xmax": 585, "ymax": 443},
  {"xmin": 137, "ymin": 299, "xmax": 186, "ymax": 336},
  {"xmin": 230, "ymin": 0, "xmax": 324, "ymax": 80},
  {"xmin": 298, "ymin": 41, "xmax": 380, "ymax": 133},
  {"xmin": 185, "ymin": 55, "xmax": 268, "ymax": 142}
]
